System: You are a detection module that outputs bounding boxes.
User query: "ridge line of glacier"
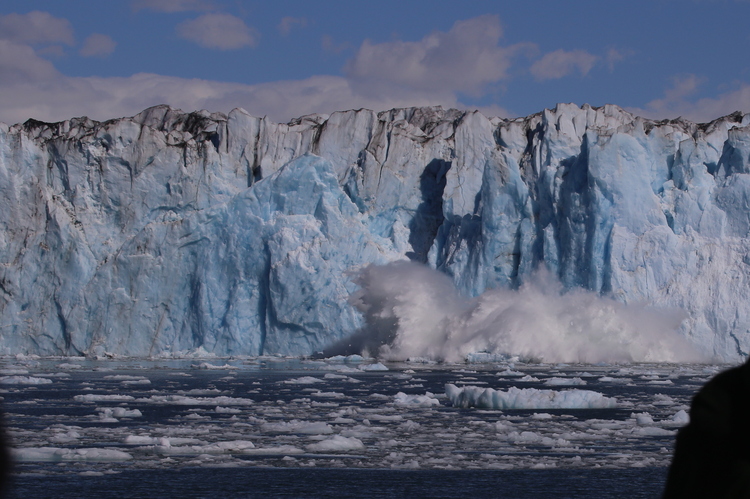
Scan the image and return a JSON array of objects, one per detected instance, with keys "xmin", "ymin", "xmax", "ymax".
[{"xmin": 0, "ymin": 103, "xmax": 749, "ymax": 361}]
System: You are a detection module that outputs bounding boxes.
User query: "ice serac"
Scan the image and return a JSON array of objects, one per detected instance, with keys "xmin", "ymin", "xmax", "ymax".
[{"xmin": 1, "ymin": 103, "xmax": 750, "ymax": 360}]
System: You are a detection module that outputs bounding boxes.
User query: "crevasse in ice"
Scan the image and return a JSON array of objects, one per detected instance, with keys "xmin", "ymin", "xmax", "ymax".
[{"xmin": 1, "ymin": 103, "xmax": 749, "ymax": 360}]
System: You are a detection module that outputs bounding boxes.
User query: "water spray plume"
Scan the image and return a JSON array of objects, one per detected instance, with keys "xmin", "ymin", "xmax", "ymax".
[{"xmin": 345, "ymin": 261, "xmax": 706, "ymax": 363}]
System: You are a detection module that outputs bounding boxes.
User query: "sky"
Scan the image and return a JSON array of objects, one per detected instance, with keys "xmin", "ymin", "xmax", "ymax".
[{"xmin": 0, "ymin": 0, "xmax": 749, "ymax": 125}]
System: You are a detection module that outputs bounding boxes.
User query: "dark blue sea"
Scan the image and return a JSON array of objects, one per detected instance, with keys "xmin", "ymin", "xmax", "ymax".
[{"xmin": 9, "ymin": 467, "xmax": 668, "ymax": 498}]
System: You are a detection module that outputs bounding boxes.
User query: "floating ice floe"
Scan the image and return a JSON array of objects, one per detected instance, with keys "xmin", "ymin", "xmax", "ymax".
[
  {"xmin": 505, "ymin": 431, "xmax": 571, "ymax": 447},
  {"xmin": 135, "ymin": 395, "xmax": 253, "ymax": 405},
  {"xmin": 215, "ymin": 406, "xmax": 241, "ymax": 414},
  {"xmin": 310, "ymin": 391, "xmax": 346, "ymax": 399},
  {"xmin": 98, "ymin": 407, "xmax": 142, "ymax": 419},
  {"xmin": 261, "ymin": 420, "xmax": 334, "ymax": 435},
  {"xmin": 0, "ymin": 376, "xmax": 52, "ymax": 385},
  {"xmin": 671, "ymin": 410, "xmax": 690, "ymax": 425},
  {"xmin": 305, "ymin": 435, "xmax": 365, "ymax": 452},
  {"xmin": 393, "ymin": 392, "xmax": 440, "ymax": 407},
  {"xmin": 283, "ymin": 376, "xmax": 326, "ymax": 384},
  {"xmin": 543, "ymin": 377, "xmax": 587, "ymax": 386},
  {"xmin": 632, "ymin": 412, "xmax": 655, "ymax": 425},
  {"xmin": 531, "ymin": 413, "xmax": 554, "ymax": 420},
  {"xmin": 324, "ymin": 355, "xmax": 365, "ymax": 363},
  {"xmin": 56, "ymin": 363, "xmax": 83, "ymax": 370},
  {"xmin": 148, "ymin": 440, "xmax": 259, "ymax": 455},
  {"xmin": 598, "ymin": 376, "xmax": 633, "ymax": 384},
  {"xmin": 124, "ymin": 436, "xmax": 205, "ymax": 446},
  {"xmin": 323, "ymin": 373, "xmax": 361, "ymax": 383},
  {"xmin": 359, "ymin": 363, "xmax": 389, "ymax": 371},
  {"xmin": 445, "ymin": 384, "xmax": 617, "ymax": 409},
  {"xmin": 14, "ymin": 447, "xmax": 133, "ymax": 462},
  {"xmin": 192, "ymin": 363, "xmax": 235, "ymax": 370},
  {"xmin": 74, "ymin": 394, "xmax": 135, "ymax": 402}
]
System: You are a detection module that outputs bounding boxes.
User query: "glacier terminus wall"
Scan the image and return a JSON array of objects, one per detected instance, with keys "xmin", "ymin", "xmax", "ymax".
[{"xmin": 1, "ymin": 103, "xmax": 749, "ymax": 361}]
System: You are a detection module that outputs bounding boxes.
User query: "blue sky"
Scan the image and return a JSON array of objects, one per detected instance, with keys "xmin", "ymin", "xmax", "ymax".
[{"xmin": 0, "ymin": 0, "xmax": 749, "ymax": 125}]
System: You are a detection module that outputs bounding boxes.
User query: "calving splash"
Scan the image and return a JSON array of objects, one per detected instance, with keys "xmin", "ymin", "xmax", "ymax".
[{"xmin": 348, "ymin": 262, "xmax": 705, "ymax": 363}]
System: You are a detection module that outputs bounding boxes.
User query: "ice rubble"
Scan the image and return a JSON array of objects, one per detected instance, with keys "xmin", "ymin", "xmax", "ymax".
[
  {"xmin": 7, "ymin": 359, "xmax": 699, "ymax": 472},
  {"xmin": 1, "ymin": 104, "xmax": 750, "ymax": 360},
  {"xmin": 445, "ymin": 384, "xmax": 618, "ymax": 410},
  {"xmin": 14, "ymin": 447, "xmax": 133, "ymax": 462}
]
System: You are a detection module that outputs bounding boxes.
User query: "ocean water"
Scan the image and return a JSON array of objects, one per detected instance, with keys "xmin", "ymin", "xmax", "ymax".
[
  {"xmin": 9, "ymin": 467, "xmax": 669, "ymax": 498},
  {"xmin": 0, "ymin": 357, "xmax": 720, "ymax": 497}
]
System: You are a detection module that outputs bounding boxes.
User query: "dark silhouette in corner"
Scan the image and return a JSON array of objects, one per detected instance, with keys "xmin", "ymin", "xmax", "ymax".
[
  {"xmin": 663, "ymin": 358, "xmax": 750, "ymax": 498},
  {"xmin": 0, "ymin": 408, "xmax": 10, "ymax": 497}
]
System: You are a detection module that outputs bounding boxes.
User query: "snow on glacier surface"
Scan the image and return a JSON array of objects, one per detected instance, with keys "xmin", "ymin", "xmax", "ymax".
[{"xmin": 2, "ymin": 103, "xmax": 750, "ymax": 360}]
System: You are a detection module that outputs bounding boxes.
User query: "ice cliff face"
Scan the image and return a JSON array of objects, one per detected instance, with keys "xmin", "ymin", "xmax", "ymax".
[{"xmin": 1, "ymin": 103, "xmax": 749, "ymax": 360}]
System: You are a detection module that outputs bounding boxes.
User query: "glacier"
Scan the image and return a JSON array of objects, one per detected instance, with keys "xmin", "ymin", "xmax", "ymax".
[{"xmin": 1, "ymin": 103, "xmax": 749, "ymax": 360}]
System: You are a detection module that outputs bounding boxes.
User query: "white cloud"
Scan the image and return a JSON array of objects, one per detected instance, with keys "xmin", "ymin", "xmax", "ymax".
[
  {"xmin": 0, "ymin": 14, "xmax": 532, "ymax": 126},
  {"xmin": 530, "ymin": 49, "xmax": 598, "ymax": 81},
  {"xmin": 344, "ymin": 15, "xmax": 533, "ymax": 100},
  {"xmin": 629, "ymin": 75, "xmax": 750, "ymax": 123},
  {"xmin": 0, "ymin": 18, "xmax": 458, "ymax": 125},
  {"xmin": 648, "ymin": 74, "xmax": 703, "ymax": 109},
  {"xmin": 321, "ymin": 35, "xmax": 350, "ymax": 54},
  {"xmin": 37, "ymin": 45, "xmax": 67, "ymax": 58},
  {"xmin": 0, "ymin": 70, "xmax": 459, "ymax": 126},
  {"xmin": 79, "ymin": 34, "xmax": 116, "ymax": 58},
  {"xmin": 278, "ymin": 17, "xmax": 307, "ymax": 36},
  {"xmin": 0, "ymin": 14, "xmax": 557, "ymax": 126},
  {"xmin": 605, "ymin": 48, "xmax": 633, "ymax": 72},
  {"xmin": 131, "ymin": 0, "xmax": 214, "ymax": 13},
  {"xmin": 0, "ymin": 40, "xmax": 59, "ymax": 85},
  {"xmin": 176, "ymin": 13, "xmax": 258, "ymax": 50},
  {"xmin": 0, "ymin": 11, "xmax": 74, "ymax": 46}
]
